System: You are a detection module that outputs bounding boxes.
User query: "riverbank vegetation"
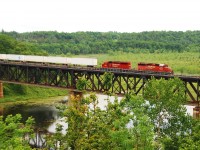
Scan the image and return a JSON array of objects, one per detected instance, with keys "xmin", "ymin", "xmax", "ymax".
[{"xmin": 1, "ymin": 78, "xmax": 200, "ymax": 149}]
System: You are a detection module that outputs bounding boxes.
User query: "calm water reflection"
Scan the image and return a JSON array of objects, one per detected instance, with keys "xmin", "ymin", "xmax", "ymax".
[{"xmin": 2, "ymin": 104, "xmax": 59, "ymax": 129}]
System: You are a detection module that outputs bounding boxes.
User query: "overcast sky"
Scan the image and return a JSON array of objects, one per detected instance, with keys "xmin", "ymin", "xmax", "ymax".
[{"xmin": 1, "ymin": 0, "xmax": 200, "ymax": 33}]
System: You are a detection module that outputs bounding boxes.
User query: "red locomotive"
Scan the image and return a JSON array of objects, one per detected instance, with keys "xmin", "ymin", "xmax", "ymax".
[
  {"xmin": 101, "ymin": 61, "xmax": 173, "ymax": 74},
  {"xmin": 101, "ymin": 61, "xmax": 131, "ymax": 69},
  {"xmin": 137, "ymin": 62, "xmax": 173, "ymax": 74}
]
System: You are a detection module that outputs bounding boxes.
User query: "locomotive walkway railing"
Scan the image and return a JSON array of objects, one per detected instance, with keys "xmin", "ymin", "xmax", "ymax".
[{"xmin": 0, "ymin": 61, "xmax": 199, "ymax": 102}]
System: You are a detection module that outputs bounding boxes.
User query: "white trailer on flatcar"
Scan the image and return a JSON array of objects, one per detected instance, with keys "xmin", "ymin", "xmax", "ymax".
[
  {"xmin": 45, "ymin": 56, "xmax": 68, "ymax": 64},
  {"xmin": 0, "ymin": 54, "xmax": 7, "ymax": 60},
  {"xmin": 68, "ymin": 58, "xmax": 97, "ymax": 67},
  {"xmin": 24, "ymin": 55, "xmax": 46, "ymax": 63},
  {"xmin": 5, "ymin": 54, "xmax": 25, "ymax": 62},
  {"xmin": 0, "ymin": 54, "xmax": 97, "ymax": 67}
]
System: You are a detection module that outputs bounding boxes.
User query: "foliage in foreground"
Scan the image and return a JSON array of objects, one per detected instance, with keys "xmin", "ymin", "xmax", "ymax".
[
  {"xmin": 49, "ymin": 78, "xmax": 197, "ymax": 150},
  {"xmin": 144, "ymin": 78, "xmax": 193, "ymax": 149},
  {"xmin": 0, "ymin": 78, "xmax": 200, "ymax": 149},
  {"xmin": 0, "ymin": 114, "xmax": 34, "ymax": 150}
]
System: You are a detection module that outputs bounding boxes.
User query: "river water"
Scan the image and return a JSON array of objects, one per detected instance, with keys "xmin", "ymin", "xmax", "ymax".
[
  {"xmin": 0, "ymin": 94, "xmax": 195, "ymax": 134},
  {"xmin": 1, "ymin": 104, "xmax": 59, "ymax": 129}
]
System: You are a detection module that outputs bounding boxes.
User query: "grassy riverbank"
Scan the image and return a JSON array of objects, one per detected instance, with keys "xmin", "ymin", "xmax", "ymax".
[
  {"xmin": 0, "ymin": 83, "xmax": 67, "ymax": 103},
  {"xmin": 0, "ymin": 96, "xmax": 66, "ymax": 108}
]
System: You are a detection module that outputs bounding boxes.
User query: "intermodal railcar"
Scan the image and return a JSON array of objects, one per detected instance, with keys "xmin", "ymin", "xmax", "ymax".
[{"xmin": 0, "ymin": 54, "xmax": 97, "ymax": 67}]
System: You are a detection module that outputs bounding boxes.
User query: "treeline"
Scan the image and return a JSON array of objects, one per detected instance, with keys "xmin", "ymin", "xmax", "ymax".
[
  {"xmin": 2, "ymin": 30, "xmax": 200, "ymax": 55},
  {"xmin": 0, "ymin": 34, "xmax": 47, "ymax": 55}
]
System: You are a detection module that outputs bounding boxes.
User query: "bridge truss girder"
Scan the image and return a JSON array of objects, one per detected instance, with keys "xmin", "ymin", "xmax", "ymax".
[{"xmin": 0, "ymin": 63, "xmax": 199, "ymax": 102}]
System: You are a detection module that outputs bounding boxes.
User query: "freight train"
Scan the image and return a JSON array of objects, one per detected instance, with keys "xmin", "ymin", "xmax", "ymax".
[{"xmin": 0, "ymin": 54, "xmax": 173, "ymax": 74}]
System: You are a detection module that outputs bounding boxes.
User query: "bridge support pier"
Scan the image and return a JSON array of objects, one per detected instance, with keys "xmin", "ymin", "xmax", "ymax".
[
  {"xmin": 68, "ymin": 90, "xmax": 83, "ymax": 106},
  {"xmin": 0, "ymin": 106, "xmax": 3, "ymax": 115},
  {"xmin": 0, "ymin": 82, "xmax": 3, "ymax": 98},
  {"xmin": 193, "ymin": 106, "xmax": 200, "ymax": 119}
]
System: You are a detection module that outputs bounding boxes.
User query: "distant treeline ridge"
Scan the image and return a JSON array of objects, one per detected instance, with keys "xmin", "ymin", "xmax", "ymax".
[{"xmin": 1, "ymin": 30, "xmax": 200, "ymax": 55}]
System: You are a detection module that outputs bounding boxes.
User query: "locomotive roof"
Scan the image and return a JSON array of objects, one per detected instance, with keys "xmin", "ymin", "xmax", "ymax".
[
  {"xmin": 138, "ymin": 62, "xmax": 168, "ymax": 67},
  {"xmin": 107, "ymin": 61, "xmax": 131, "ymax": 64}
]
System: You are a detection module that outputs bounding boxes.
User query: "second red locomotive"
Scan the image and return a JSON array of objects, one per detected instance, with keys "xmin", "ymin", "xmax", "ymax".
[{"xmin": 137, "ymin": 62, "xmax": 173, "ymax": 74}]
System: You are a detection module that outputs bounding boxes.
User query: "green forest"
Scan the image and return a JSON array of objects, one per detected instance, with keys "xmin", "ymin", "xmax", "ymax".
[{"xmin": 1, "ymin": 30, "xmax": 200, "ymax": 55}]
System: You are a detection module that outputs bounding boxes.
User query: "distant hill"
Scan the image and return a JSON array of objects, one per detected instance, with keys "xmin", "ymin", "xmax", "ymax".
[{"xmin": 2, "ymin": 31, "xmax": 200, "ymax": 55}]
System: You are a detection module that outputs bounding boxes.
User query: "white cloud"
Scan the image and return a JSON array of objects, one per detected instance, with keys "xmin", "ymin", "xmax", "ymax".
[{"xmin": 0, "ymin": 0, "xmax": 200, "ymax": 32}]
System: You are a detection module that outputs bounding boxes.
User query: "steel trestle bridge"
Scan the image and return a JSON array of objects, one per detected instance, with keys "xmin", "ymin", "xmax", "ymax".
[{"xmin": 0, "ymin": 61, "xmax": 199, "ymax": 102}]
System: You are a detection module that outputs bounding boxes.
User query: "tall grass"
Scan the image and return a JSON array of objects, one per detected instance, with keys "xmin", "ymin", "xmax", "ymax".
[{"xmin": 81, "ymin": 52, "xmax": 200, "ymax": 75}]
